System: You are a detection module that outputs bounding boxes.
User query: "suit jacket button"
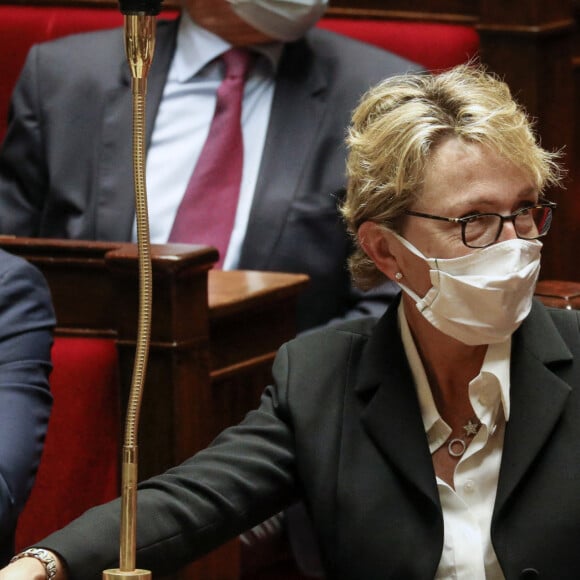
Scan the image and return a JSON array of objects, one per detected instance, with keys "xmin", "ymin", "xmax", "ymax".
[{"xmin": 520, "ymin": 568, "xmax": 539, "ymax": 578}]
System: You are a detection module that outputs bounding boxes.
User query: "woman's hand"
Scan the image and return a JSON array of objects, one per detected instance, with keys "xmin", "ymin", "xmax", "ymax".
[
  {"xmin": 0, "ymin": 557, "xmax": 46, "ymax": 579},
  {"xmin": 0, "ymin": 551, "xmax": 67, "ymax": 579}
]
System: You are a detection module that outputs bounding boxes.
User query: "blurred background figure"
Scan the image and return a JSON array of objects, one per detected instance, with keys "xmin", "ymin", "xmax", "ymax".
[
  {"xmin": 0, "ymin": 0, "xmax": 422, "ymax": 332},
  {"xmin": 0, "ymin": 250, "xmax": 55, "ymax": 566}
]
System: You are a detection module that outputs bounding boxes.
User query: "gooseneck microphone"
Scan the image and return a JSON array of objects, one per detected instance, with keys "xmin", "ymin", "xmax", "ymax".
[{"xmin": 103, "ymin": 1, "xmax": 162, "ymax": 579}]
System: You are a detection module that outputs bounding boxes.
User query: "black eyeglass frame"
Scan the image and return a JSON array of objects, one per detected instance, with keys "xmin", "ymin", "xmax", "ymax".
[{"xmin": 403, "ymin": 200, "xmax": 557, "ymax": 249}]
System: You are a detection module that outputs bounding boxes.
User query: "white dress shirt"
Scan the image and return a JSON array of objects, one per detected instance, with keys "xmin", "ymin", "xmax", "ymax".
[
  {"xmin": 398, "ymin": 303, "xmax": 510, "ymax": 580},
  {"xmin": 138, "ymin": 12, "xmax": 283, "ymax": 269}
]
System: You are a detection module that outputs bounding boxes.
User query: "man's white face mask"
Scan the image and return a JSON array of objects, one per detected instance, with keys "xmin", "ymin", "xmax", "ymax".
[
  {"xmin": 226, "ymin": 0, "xmax": 328, "ymax": 42},
  {"xmin": 392, "ymin": 232, "xmax": 542, "ymax": 345}
]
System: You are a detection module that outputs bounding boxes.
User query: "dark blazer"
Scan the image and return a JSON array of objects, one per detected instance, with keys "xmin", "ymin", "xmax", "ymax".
[
  {"xmin": 0, "ymin": 19, "xmax": 420, "ymax": 330},
  {"xmin": 38, "ymin": 299, "xmax": 580, "ymax": 579},
  {"xmin": 0, "ymin": 249, "xmax": 55, "ymax": 566}
]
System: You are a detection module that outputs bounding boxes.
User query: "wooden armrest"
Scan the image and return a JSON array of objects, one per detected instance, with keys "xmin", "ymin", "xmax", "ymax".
[{"xmin": 535, "ymin": 280, "xmax": 580, "ymax": 310}]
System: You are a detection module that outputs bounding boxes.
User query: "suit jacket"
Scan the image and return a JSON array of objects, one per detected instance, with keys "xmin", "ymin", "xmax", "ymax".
[
  {"xmin": 0, "ymin": 250, "xmax": 55, "ymax": 566},
  {"xmin": 0, "ymin": 19, "xmax": 421, "ymax": 330},
  {"xmin": 38, "ymin": 298, "xmax": 580, "ymax": 579}
]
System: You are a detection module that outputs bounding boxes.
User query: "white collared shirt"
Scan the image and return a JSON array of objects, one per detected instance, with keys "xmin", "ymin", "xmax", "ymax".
[
  {"xmin": 138, "ymin": 12, "xmax": 283, "ymax": 269},
  {"xmin": 398, "ymin": 303, "xmax": 510, "ymax": 580}
]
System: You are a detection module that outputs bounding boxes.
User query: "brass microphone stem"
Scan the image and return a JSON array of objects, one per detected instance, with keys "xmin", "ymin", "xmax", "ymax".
[{"xmin": 103, "ymin": 12, "xmax": 155, "ymax": 580}]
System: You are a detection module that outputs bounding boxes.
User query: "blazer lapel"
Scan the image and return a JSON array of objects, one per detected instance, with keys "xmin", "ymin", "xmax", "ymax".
[
  {"xmin": 238, "ymin": 38, "xmax": 328, "ymax": 268},
  {"xmin": 96, "ymin": 19, "xmax": 178, "ymax": 241},
  {"xmin": 493, "ymin": 302, "xmax": 573, "ymax": 518},
  {"xmin": 353, "ymin": 301, "xmax": 574, "ymax": 529},
  {"xmin": 357, "ymin": 305, "xmax": 441, "ymax": 510}
]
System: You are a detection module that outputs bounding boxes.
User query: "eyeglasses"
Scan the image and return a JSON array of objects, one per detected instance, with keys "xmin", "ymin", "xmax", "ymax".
[{"xmin": 404, "ymin": 201, "xmax": 557, "ymax": 249}]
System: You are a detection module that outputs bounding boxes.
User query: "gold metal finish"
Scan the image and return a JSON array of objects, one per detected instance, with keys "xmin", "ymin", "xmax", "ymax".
[
  {"xmin": 124, "ymin": 14, "xmax": 156, "ymax": 82},
  {"xmin": 103, "ymin": 569, "xmax": 151, "ymax": 580},
  {"xmin": 103, "ymin": 12, "xmax": 156, "ymax": 580}
]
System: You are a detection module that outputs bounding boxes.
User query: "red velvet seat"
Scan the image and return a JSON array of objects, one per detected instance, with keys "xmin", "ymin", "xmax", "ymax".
[
  {"xmin": 15, "ymin": 337, "xmax": 121, "ymax": 550},
  {"xmin": 317, "ymin": 18, "xmax": 479, "ymax": 71}
]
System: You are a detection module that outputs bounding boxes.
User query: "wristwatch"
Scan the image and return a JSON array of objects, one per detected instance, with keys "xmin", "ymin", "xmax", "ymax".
[{"xmin": 10, "ymin": 547, "xmax": 57, "ymax": 579}]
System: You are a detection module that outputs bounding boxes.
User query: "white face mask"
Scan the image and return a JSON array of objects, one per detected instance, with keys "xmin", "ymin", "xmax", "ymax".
[
  {"xmin": 226, "ymin": 0, "xmax": 328, "ymax": 42},
  {"xmin": 392, "ymin": 233, "xmax": 542, "ymax": 345}
]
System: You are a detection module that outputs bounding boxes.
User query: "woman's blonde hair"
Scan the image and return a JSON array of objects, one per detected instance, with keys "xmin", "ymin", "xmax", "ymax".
[{"xmin": 341, "ymin": 64, "xmax": 564, "ymax": 289}]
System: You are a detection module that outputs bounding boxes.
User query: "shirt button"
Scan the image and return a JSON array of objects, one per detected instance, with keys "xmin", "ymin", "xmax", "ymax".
[{"xmin": 463, "ymin": 480, "xmax": 476, "ymax": 494}]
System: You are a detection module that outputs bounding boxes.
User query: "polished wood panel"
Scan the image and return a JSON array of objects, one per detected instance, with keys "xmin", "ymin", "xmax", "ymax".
[
  {"xmin": 535, "ymin": 279, "xmax": 580, "ymax": 309},
  {"xmin": 209, "ymin": 270, "xmax": 308, "ymax": 434},
  {"xmin": 327, "ymin": 0, "xmax": 478, "ymax": 23}
]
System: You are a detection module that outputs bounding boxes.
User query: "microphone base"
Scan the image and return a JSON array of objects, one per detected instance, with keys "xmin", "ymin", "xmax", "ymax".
[{"xmin": 103, "ymin": 569, "xmax": 152, "ymax": 579}]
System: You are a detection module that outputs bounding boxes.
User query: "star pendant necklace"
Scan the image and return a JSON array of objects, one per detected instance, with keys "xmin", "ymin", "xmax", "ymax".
[{"xmin": 447, "ymin": 418, "xmax": 481, "ymax": 458}]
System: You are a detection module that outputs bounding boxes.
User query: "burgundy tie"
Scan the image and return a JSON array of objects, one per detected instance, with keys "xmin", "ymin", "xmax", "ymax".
[{"xmin": 169, "ymin": 48, "xmax": 254, "ymax": 268}]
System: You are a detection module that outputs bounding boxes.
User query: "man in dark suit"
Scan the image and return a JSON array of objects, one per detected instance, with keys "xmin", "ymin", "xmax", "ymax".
[
  {"xmin": 0, "ymin": 0, "xmax": 420, "ymax": 332},
  {"xmin": 0, "ymin": 250, "xmax": 55, "ymax": 567}
]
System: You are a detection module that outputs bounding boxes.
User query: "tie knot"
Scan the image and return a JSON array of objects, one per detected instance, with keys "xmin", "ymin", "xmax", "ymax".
[{"xmin": 222, "ymin": 48, "xmax": 254, "ymax": 80}]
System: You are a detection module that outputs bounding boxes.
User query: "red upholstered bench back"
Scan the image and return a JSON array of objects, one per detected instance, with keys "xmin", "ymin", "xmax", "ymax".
[
  {"xmin": 15, "ymin": 337, "xmax": 122, "ymax": 550},
  {"xmin": 0, "ymin": 6, "xmax": 479, "ymax": 142},
  {"xmin": 317, "ymin": 18, "xmax": 479, "ymax": 71}
]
